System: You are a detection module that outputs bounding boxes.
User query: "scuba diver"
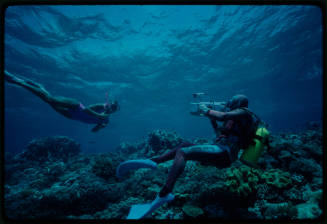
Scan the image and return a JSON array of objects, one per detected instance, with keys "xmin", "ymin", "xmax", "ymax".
[
  {"xmin": 116, "ymin": 94, "xmax": 269, "ymax": 219},
  {"xmin": 4, "ymin": 70, "xmax": 119, "ymax": 132}
]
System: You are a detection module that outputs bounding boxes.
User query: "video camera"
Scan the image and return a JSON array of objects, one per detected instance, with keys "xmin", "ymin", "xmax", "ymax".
[{"xmin": 190, "ymin": 92, "xmax": 228, "ymax": 116}]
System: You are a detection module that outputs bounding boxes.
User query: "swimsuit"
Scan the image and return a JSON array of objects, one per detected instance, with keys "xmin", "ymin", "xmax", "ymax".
[{"xmin": 67, "ymin": 103, "xmax": 108, "ymax": 124}]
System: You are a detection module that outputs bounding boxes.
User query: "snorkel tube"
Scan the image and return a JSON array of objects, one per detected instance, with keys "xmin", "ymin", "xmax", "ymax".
[
  {"xmin": 104, "ymin": 91, "xmax": 110, "ymax": 111},
  {"xmin": 104, "ymin": 91, "xmax": 120, "ymax": 112}
]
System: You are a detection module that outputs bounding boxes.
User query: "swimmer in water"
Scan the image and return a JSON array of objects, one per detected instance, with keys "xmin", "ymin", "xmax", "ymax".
[{"xmin": 5, "ymin": 70, "xmax": 119, "ymax": 132}]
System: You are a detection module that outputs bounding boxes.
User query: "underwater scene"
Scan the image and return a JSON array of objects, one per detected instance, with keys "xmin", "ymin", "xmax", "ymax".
[{"xmin": 3, "ymin": 5, "xmax": 324, "ymax": 220}]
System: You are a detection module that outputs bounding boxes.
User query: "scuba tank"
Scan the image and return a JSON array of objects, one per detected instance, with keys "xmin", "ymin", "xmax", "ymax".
[
  {"xmin": 239, "ymin": 108, "xmax": 270, "ymax": 168},
  {"xmin": 240, "ymin": 126, "xmax": 270, "ymax": 168}
]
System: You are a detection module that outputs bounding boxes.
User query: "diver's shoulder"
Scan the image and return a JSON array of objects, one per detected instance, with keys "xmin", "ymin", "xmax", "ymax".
[{"xmin": 230, "ymin": 108, "xmax": 248, "ymax": 113}]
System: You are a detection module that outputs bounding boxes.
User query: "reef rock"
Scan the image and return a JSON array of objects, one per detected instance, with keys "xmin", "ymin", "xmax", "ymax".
[
  {"xmin": 182, "ymin": 204, "xmax": 204, "ymax": 218},
  {"xmin": 147, "ymin": 129, "xmax": 183, "ymax": 153},
  {"xmin": 4, "ymin": 125, "xmax": 323, "ymax": 220},
  {"xmin": 19, "ymin": 136, "xmax": 80, "ymax": 162}
]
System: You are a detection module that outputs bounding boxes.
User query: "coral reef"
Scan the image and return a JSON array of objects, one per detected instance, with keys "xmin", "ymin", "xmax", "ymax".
[
  {"xmin": 91, "ymin": 154, "xmax": 116, "ymax": 180},
  {"xmin": 261, "ymin": 169, "xmax": 292, "ymax": 189},
  {"xmin": 4, "ymin": 125, "xmax": 323, "ymax": 220},
  {"xmin": 147, "ymin": 129, "xmax": 183, "ymax": 154},
  {"xmin": 19, "ymin": 136, "xmax": 81, "ymax": 162},
  {"xmin": 182, "ymin": 204, "xmax": 204, "ymax": 218},
  {"xmin": 295, "ymin": 188, "xmax": 323, "ymax": 219},
  {"xmin": 224, "ymin": 166, "xmax": 261, "ymax": 197}
]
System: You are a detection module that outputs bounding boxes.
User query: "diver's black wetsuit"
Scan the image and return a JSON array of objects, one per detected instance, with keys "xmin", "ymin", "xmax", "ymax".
[{"xmin": 151, "ymin": 95, "xmax": 254, "ymax": 197}]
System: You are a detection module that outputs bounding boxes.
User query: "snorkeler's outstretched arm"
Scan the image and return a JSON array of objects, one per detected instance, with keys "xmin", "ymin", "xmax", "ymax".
[
  {"xmin": 88, "ymin": 103, "xmax": 106, "ymax": 113},
  {"xmin": 84, "ymin": 107, "xmax": 109, "ymax": 120}
]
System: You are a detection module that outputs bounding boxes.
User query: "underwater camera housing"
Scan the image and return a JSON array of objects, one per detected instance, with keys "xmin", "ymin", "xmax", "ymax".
[{"xmin": 190, "ymin": 92, "xmax": 228, "ymax": 116}]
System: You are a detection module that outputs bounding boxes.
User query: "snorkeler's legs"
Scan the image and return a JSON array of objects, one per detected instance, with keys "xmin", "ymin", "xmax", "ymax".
[
  {"xmin": 5, "ymin": 71, "xmax": 80, "ymax": 110},
  {"xmin": 150, "ymin": 142, "xmax": 194, "ymax": 164},
  {"xmin": 49, "ymin": 96, "xmax": 80, "ymax": 109},
  {"xmin": 5, "ymin": 70, "xmax": 52, "ymax": 102},
  {"xmin": 5, "ymin": 70, "xmax": 24, "ymax": 84}
]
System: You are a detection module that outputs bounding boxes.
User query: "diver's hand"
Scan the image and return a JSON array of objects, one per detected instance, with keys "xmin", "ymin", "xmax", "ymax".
[{"xmin": 198, "ymin": 104, "xmax": 210, "ymax": 115}]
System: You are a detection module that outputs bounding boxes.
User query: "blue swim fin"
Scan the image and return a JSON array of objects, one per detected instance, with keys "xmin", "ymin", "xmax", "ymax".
[
  {"xmin": 126, "ymin": 193, "xmax": 175, "ymax": 219},
  {"xmin": 116, "ymin": 159, "xmax": 157, "ymax": 179},
  {"xmin": 127, "ymin": 203, "xmax": 152, "ymax": 219}
]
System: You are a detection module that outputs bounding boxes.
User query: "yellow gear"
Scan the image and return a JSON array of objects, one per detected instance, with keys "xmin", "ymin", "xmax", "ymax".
[{"xmin": 240, "ymin": 127, "xmax": 270, "ymax": 168}]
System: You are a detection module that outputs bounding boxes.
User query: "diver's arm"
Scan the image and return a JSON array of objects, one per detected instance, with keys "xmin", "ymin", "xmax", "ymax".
[
  {"xmin": 210, "ymin": 118, "xmax": 218, "ymax": 132},
  {"xmin": 206, "ymin": 108, "xmax": 245, "ymax": 121}
]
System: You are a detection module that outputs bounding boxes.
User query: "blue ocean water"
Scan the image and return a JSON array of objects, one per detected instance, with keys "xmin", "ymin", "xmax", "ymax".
[{"xmin": 4, "ymin": 5, "xmax": 323, "ymax": 154}]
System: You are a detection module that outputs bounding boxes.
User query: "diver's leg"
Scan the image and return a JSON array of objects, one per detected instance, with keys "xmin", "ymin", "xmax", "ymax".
[
  {"xmin": 150, "ymin": 142, "xmax": 194, "ymax": 164},
  {"xmin": 116, "ymin": 142, "xmax": 194, "ymax": 180},
  {"xmin": 159, "ymin": 147, "xmax": 187, "ymax": 197},
  {"xmin": 182, "ymin": 145, "xmax": 231, "ymax": 166},
  {"xmin": 158, "ymin": 145, "xmax": 230, "ymax": 197}
]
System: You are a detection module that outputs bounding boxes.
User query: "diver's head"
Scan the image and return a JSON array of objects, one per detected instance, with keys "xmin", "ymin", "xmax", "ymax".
[
  {"xmin": 105, "ymin": 100, "xmax": 119, "ymax": 113},
  {"xmin": 227, "ymin": 94, "xmax": 248, "ymax": 110}
]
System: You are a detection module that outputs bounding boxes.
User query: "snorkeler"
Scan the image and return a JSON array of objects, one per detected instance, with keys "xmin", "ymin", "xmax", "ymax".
[
  {"xmin": 117, "ymin": 94, "xmax": 268, "ymax": 219},
  {"xmin": 4, "ymin": 70, "xmax": 119, "ymax": 132}
]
